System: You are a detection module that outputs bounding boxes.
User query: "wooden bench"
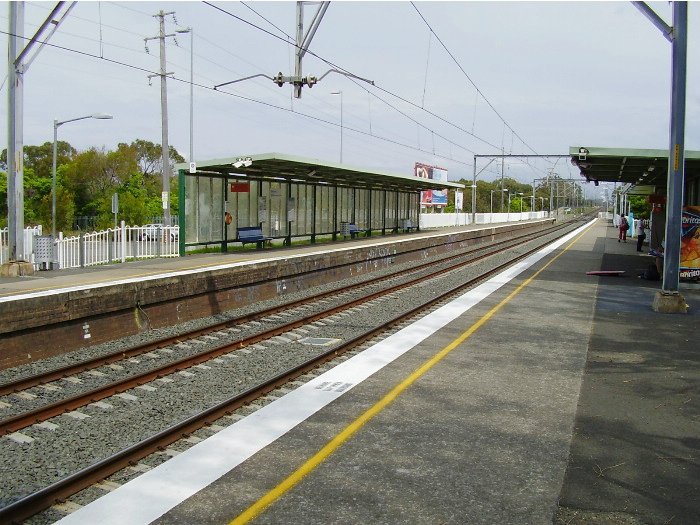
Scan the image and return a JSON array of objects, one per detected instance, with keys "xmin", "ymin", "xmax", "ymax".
[{"xmin": 236, "ymin": 226, "xmax": 272, "ymax": 248}]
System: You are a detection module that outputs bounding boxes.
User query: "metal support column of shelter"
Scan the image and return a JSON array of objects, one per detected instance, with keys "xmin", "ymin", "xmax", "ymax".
[{"xmin": 633, "ymin": 1, "xmax": 688, "ymax": 312}]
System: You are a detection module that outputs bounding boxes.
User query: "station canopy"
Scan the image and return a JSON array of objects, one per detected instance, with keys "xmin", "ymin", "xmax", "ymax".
[
  {"xmin": 569, "ymin": 146, "xmax": 700, "ymax": 195},
  {"xmin": 177, "ymin": 153, "xmax": 464, "ymax": 192}
]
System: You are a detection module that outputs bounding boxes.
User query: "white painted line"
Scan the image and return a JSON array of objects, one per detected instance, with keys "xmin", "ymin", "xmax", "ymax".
[{"xmin": 54, "ymin": 220, "xmax": 594, "ymax": 525}]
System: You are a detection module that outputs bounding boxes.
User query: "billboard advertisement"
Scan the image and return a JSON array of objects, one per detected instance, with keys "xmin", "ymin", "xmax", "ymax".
[
  {"xmin": 415, "ymin": 163, "xmax": 449, "ymax": 206},
  {"xmin": 680, "ymin": 206, "xmax": 700, "ymax": 279}
]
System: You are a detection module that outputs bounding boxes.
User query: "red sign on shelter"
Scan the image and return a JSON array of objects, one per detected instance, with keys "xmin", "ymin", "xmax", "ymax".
[{"xmin": 230, "ymin": 182, "xmax": 250, "ymax": 193}]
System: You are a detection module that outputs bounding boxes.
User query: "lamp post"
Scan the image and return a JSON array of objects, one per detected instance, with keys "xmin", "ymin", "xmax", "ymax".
[
  {"xmin": 490, "ymin": 188, "xmax": 507, "ymax": 223},
  {"xmin": 176, "ymin": 27, "xmax": 194, "ymax": 164},
  {"xmin": 517, "ymin": 192, "xmax": 524, "ymax": 219},
  {"xmin": 52, "ymin": 113, "xmax": 113, "ymax": 266},
  {"xmin": 507, "ymin": 192, "xmax": 512, "ymax": 222},
  {"xmin": 330, "ymin": 91, "xmax": 343, "ymax": 163},
  {"xmin": 466, "ymin": 184, "xmax": 477, "ymax": 224}
]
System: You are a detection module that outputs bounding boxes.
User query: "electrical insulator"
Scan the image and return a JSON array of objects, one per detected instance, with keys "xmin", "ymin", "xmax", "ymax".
[
  {"xmin": 274, "ymin": 72, "xmax": 285, "ymax": 87},
  {"xmin": 306, "ymin": 76, "xmax": 317, "ymax": 87}
]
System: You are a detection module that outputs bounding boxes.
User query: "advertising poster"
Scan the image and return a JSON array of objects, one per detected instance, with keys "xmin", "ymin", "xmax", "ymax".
[
  {"xmin": 680, "ymin": 206, "xmax": 700, "ymax": 279},
  {"xmin": 415, "ymin": 163, "xmax": 449, "ymax": 206},
  {"xmin": 455, "ymin": 191, "xmax": 463, "ymax": 212}
]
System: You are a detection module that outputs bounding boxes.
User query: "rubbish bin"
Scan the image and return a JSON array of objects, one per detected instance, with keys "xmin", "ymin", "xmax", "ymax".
[{"xmin": 33, "ymin": 235, "xmax": 56, "ymax": 270}]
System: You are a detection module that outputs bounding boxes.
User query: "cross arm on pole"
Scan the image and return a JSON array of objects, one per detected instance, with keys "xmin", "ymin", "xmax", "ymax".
[{"xmin": 631, "ymin": 1, "xmax": 673, "ymax": 42}]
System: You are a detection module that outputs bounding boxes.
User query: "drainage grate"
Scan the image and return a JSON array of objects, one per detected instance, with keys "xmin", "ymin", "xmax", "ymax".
[{"xmin": 299, "ymin": 337, "xmax": 341, "ymax": 346}]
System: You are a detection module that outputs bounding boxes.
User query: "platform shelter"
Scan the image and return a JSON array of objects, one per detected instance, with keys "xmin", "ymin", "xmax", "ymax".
[{"xmin": 175, "ymin": 153, "xmax": 463, "ymax": 254}]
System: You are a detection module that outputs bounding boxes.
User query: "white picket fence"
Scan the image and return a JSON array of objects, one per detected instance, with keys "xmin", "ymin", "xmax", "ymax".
[{"xmin": 1, "ymin": 223, "xmax": 179, "ymax": 271}]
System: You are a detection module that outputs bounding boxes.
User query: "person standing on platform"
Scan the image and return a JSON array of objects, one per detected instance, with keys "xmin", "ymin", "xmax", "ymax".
[
  {"xmin": 618, "ymin": 215, "xmax": 629, "ymax": 242},
  {"xmin": 636, "ymin": 219, "xmax": 647, "ymax": 252}
]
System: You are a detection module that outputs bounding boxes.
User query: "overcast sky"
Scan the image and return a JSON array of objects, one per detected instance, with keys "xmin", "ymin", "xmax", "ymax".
[{"xmin": 1, "ymin": 1, "xmax": 699, "ymax": 198}]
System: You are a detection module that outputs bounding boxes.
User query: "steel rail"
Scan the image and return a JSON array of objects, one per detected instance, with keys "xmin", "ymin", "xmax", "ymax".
[
  {"xmin": 0, "ymin": 222, "xmax": 561, "ymax": 397},
  {"xmin": 0, "ymin": 217, "xmax": 590, "ymax": 524},
  {"xmin": 0, "ymin": 221, "xmax": 574, "ymax": 437}
]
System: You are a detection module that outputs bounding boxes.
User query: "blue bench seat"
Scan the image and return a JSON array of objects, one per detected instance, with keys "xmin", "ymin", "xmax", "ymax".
[{"xmin": 237, "ymin": 226, "xmax": 272, "ymax": 248}]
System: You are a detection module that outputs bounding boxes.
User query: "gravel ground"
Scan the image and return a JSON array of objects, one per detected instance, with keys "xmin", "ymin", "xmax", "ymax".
[{"xmin": 1, "ymin": 220, "xmax": 583, "ymax": 523}]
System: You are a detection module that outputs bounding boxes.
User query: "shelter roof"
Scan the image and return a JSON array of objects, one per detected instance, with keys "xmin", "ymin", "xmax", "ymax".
[
  {"xmin": 569, "ymin": 146, "xmax": 700, "ymax": 193},
  {"xmin": 176, "ymin": 153, "xmax": 464, "ymax": 192}
]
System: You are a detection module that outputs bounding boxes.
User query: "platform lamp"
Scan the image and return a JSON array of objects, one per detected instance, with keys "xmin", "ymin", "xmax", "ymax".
[
  {"xmin": 517, "ymin": 192, "xmax": 524, "ymax": 217},
  {"xmin": 52, "ymin": 113, "xmax": 113, "ymax": 268}
]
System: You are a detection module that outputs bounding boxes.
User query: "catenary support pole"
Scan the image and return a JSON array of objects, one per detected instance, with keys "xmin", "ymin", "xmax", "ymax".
[{"xmin": 659, "ymin": 1, "xmax": 687, "ymax": 300}]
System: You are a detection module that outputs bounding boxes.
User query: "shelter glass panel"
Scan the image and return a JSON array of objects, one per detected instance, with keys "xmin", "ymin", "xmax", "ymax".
[
  {"xmin": 354, "ymin": 189, "xmax": 368, "ymax": 229},
  {"xmin": 184, "ymin": 175, "xmax": 199, "ymax": 243},
  {"xmin": 337, "ymin": 187, "xmax": 352, "ymax": 224},
  {"xmin": 371, "ymin": 189, "xmax": 383, "ymax": 230},
  {"xmin": 315, "ymin": 185, "xmax": 332, "ymax": 234},
  {"xmin": 193, "ymin": 176, "xmax": 224, "ymax": 243},
  {"xmin": 386, "ymin": 191, "xmax": 397, "ymax": 230}
]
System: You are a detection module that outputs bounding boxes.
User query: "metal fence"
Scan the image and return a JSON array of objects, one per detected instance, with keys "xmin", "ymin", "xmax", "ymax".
[{"xmin": 1, "ymin": 223, "xmax": 179, "ymax": 271}]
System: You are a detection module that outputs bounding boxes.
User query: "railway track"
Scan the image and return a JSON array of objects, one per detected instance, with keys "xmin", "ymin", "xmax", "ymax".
[
  {"xmin": 0, "ymin": 217, "xmax": 590, "ymax": 524},
  {"xmin": 0, "ymin": 221, "xmax": 571, "ymax": 399}
]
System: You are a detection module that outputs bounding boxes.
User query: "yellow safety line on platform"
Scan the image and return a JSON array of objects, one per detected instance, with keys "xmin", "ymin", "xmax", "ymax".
[{"xmin": 229, "ymin": 224, "xmax": 593, "ymax": 524}]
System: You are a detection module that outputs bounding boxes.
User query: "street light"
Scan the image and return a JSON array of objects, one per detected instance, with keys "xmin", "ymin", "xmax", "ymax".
[
  {"xmin": 176, "ymin": 27, "xmax": 194, "ymax": 164},
  {"xmin": 490, "ymin": 188, "xmax": 507, "ymax": 223},
  {"xmin": 466, "ymin": 184, "xmax": 477, "ymax": 224},
  {"xmin": 517, "ymin": 192, "xmax": 524, "ymax": 217},
  {"xmin": 330, "ymin": 91, "xmax": 343, "ymax": 163},
  {"xmin": 52, "ymin": 113, "xmax": 113, "ymax": 265}
]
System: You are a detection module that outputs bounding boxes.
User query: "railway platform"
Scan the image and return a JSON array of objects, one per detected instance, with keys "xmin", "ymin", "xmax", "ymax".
[
  {"xmin": 43, "ymin": 218, "xmax": 698, "ymax": 525},
  {"xmin": 0, "ymin": 220, "xmax": 550, "ymax": 369}
]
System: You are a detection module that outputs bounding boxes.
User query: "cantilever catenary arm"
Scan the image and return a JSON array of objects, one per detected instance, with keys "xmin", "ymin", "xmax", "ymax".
[
  {"xmin": 214, "ymin": 74, "xmax": 273, "ymax": 90},
  {"xmin": 317, "ymin": 68, "xmax": 375, "ymax": 86}
]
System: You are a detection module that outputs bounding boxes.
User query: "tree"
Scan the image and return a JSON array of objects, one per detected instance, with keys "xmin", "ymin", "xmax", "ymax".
[{"xmin": 1, "ymin": 141, "xmax": 76, "ymax": 177}]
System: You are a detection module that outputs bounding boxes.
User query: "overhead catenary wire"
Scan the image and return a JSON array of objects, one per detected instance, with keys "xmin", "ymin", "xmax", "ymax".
[
  {"xmin": 410, "ymin": 2, "xmax": 540, "ymax": 157},
  {"xmin": 0, "ymin": 28, "xmax": 473, "ymax": 169},
  {"xmin": 202, "ymin": 1, "xmax": 505, "ymax": 154}
]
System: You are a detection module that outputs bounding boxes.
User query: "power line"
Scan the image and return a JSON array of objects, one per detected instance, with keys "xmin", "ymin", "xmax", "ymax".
[
  {"xmin": 240, "ymin": 2, "xmax": 291, "ymax": 41},
  {"xmin": 410, "ymin": 2, "xmax": 540, "ymax": 156},
  {"xmin": 0, "ymin": 29, "xmax": 473, "ymax": 169},
  {"xmin": 202, "ymin": 2, "xmax": 501, "ymax": 154}
]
